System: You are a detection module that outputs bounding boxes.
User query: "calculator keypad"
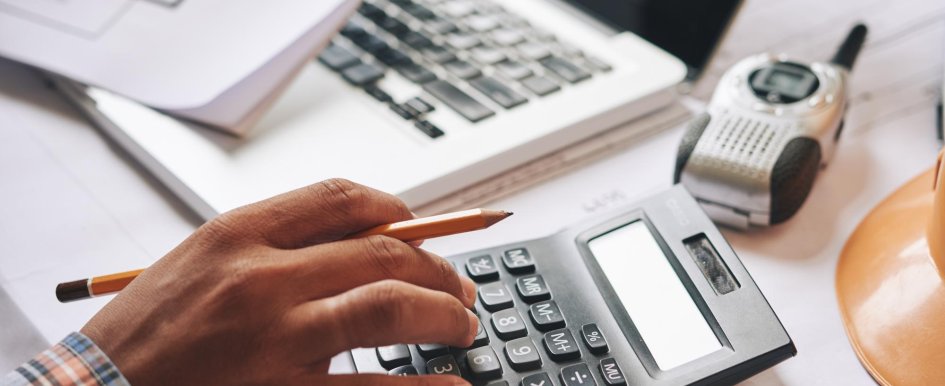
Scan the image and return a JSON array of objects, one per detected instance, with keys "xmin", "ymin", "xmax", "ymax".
[{"xmin": 359, "ymin": 246, "xmax": 623, "ymax": 385}]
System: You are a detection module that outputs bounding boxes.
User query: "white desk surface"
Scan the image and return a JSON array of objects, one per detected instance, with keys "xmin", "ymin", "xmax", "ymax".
[{"xmin": 1, "ymin": 0, "xmax": 943, "ymax": 384}]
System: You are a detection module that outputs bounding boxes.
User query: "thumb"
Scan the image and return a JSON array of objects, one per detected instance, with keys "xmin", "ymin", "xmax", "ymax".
[{"xmin": 295, "ymin": 374, "xmax": 471, "ymax": 386}]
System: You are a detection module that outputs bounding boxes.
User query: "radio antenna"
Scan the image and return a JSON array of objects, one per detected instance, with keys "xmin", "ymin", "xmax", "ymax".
[{"xmin": 830, "ymin": 23, "xmax": 868, "ymax": 71}]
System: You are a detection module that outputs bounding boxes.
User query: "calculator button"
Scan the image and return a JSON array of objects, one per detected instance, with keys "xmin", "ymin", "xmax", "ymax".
[
  {"xmin": 561, "ymin": 363, "xmax": 597, "ymax": 386},
  {"xmin": 522, "ymin": 372, "xmax": 554, "ymax": 386},
  {"xmin": 466, "ymin": 255, "xmax": 500, "ymax": 282},
  {"xmin": 581, "ymin": 324, "xmax": 609, "ymax": 355},
  {"xmin": 466, "ymin": 346, "xmax": 503, "ymax": 379},
  {"xmin": 376, "ymin": 344, "xmax": 412, "ymax": 369},
  {"xmin": 427, "ymin": 355, "xmax": 462, "ymax": 376},
  {"xmin": 388, "ymin": 365, "xmax": 418, "ymax": 376},
  {"xmin": 502, "ymin": 248, "xmax": 535, "ymax": 274},
  {"xmin": 416, "ymin": 343, "xmax": 449, "ymax": 359},
  {"xmin": 486, "ymin": 381, "xmax": 509, "ymax": 386},
  {"xmin": 504, "ymin": 337, "xmax": 542, "ymax": 371},
  {"xmin": 543, "ymin": 328, "xmax": 581, "ymax": 362},
  {"xmin": 516, "ymin": 274, "xmax": 551, "ymax": 303},
  {"xmin": 491, "ymin": 309, "xmax": 528, "ymax": 340},
  {"xmin": 529, "ymin": 300, "xmax": 566, "ymax": 331},
  {"xmin": 470, "ymin": 316, "xmax": 490, "ymax": 347},
  {"xmin": 479, "ymin": 282, "xmax": 514, "ymax": 311},
  {"xmin": 598, "ymin": 358, "xmax": 627, "ymax": 385}
]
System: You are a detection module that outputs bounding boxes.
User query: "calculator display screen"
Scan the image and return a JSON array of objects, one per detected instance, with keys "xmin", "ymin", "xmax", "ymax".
[{"xmin": 588, "ymin": 221, "xmax": 721, "ymax": 370}]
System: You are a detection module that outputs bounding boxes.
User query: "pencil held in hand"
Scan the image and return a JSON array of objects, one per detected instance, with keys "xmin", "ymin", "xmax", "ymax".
[{"xmin": 55, "ymin": 208, "xmax": 512, "ymax": 303}]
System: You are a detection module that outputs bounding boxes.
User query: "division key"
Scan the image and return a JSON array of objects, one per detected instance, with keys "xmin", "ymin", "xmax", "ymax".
[{"xmin": 423, "ymin": 80, "xmax": 495, "ymax": 122}]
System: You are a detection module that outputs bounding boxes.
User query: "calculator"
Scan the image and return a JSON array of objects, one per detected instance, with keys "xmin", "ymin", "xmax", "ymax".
[{"xmin": 352, "ymin": 186, "xmax": 795, "ymax": 385}]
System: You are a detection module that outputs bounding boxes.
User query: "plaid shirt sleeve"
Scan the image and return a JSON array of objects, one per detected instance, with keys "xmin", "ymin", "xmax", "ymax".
[{"xmin": 3, "ymin": 332, "xmax": 130, "ymax": 386}]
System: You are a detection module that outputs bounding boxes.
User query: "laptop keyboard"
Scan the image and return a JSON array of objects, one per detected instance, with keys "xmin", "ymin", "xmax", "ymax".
[{"xmin": 318, "ymin": 0, "xmax": 612, "ymax": 139}]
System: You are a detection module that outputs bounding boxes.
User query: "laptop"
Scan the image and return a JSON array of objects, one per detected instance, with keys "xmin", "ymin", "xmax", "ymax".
[{"xmin": 51, "ymin": 0, "xmax": 740, "ymax": 220}]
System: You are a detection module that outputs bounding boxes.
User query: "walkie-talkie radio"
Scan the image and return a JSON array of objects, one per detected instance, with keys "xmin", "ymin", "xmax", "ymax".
[{"xmin": 675, "ymin": 24, "xmax": 868, "ymax": 229}]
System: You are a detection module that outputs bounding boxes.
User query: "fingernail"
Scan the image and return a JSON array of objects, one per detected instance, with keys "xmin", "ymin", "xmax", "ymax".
[{"xmin": 466, "ymin": 309, "xmax": 478, "ymax": 342}]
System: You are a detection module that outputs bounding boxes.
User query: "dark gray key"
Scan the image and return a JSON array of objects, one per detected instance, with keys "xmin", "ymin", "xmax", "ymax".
[
  {"xmin": 364, "ymin": 85, "xmax": 393, "ymax": 103},
  {"xmin": 544, "ymin": 329, "xmax": 581, "ymax": 362},
  {"xmin": 376, "ymin": 345, "xmax": 412, "ymax": 369},
  {"xmin": 404, "ymin": 97, "xmax": 435, "ymax": 115},
  {"xmin": 491, "ymin": 308, "xmax": 527, "ymax": 340},
  {"xmin": 466, "ymin": 346, "xmax": 502, "ymax": 379},
  {"xmin": 478, "ymin": 282, "xmax": 513, "ymax": 311},
  {"xmin": 416, "ymin": 343, "xmax": 449, "ymax": 359},
  {"xmin": 340, "ymin": 22, "xmax": 368, "ymax": 39},
  {"xmin": 423, "ymin": 80, "xmax": 495, "ymax": 122},
  {"xmin": 540, "ymin": 56, "xmax": 591, "ymax": 83},
  {"xmin": 395, "ymin": 63, "xmax": 437, "ymax": 84},
  {"xmin": 318, "ymin": 45, "xmax": 360, "ymax": 71},
  {"xmin": 530, "ymin": 300, "xmax": 566, "ymax": 331},
  {"xmin": 403, "ymin": 3, "xmax": 435, "ymax": 20},
  {"xmin": 504, "ymin": 337, "xmax": 542, "ymax": 371},
  {"xmin": 515, "ymin": 274, "xmax": 550, "ymax": 302},
  {"xmin": 426, "ymin": 355, "xmax": 461, "ymax": 376},
  {"xmin": 414, "ymin": 120, "xmax": 444, "ymax": 139},
  {"xmin": 521, "ymin": 76, "xmax": 561, "ymax": 96},
  {"xmin": 496, "ymin": 60, "xmax": 533, "ymax": 80},
  {"xmin": 378, "ymin": 17, "xmax": 410, "ymax": 37},
  {"xmin": 358, "ymin": 3, "xmax": 385, "ymax": 21},
  {"xmin": 502, "ymin": 248, "xmax": 535, "ymax": 274},
  {"xmin": 581, "ymin": 324, "xmax": 609, "ymax": 354},
  {"xmin": 444, "ymin": 60, "xmax": 482, "ymax": 80},
  {"xmin": 341, "ymin": 63, "xmax": 385, "ymax": 86},
  {"xmin": 422, "ymin": 45, "xmax": 457, "ymax": 64},
  {"xmin": 522, "ymin": 372, "xmax": 554, "ymax": 386},
  {"xmin": 389, "ymin": 365, "xmax": 418, "ymax": 376},
  {"xmin": 401, "ymin": 31, "xmax": 434, "ymax": 48},
  {"xmin": 466, "ymin": 255, "xmax": 499, "ymax": 282},
  {"xmin": 599, "ymin": 358, "xmax": 627, "ymax": 385},
  {"xmin": 426, "ymin": 17, "xmax": 459, "ymax": 34},
  {"xmin": 561, "ymin": 363, "xmax": 597, "ymax": 386},
  {"xmin": 376, "ymin": 48, "xmax": 412, "ymax": 66},
  {"xmin": 353, "ymin": 35, "xmax": 389, "ymax": 54},
  {"xmin": 486, "ymin": 381, "xmax": 509, "ymax": 386},
  {"xmin": 390, "ymin": 103, "xmax": 415, "ymax": 120}
]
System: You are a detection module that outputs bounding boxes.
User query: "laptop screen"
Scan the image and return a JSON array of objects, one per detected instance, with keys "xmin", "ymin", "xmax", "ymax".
[{"xmin": 567, "ymin": 0, "xmax": 743, "ymax": 80}]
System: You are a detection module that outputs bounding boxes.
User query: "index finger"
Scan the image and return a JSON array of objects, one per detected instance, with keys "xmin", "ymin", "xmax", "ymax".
[{"xmin": 224, "ymin": 179, "xmax": 415, "ymax": 249}]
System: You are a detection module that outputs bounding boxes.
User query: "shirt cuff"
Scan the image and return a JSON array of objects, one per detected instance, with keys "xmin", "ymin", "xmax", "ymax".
[{"xmin": 3, "ymin": 332, "xmax": 131, "ymax": 386}]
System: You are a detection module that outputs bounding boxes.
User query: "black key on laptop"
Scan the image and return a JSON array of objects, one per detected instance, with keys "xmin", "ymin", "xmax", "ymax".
[
  {"xmin": 403, "ymin": 3, "xmax": 436, "ymax": 20},
  {"xmin": 401, "ymin": 31, "xmax": 434, "ymax": 49},
  {"xmin": 496, "ymin": 60, "xmax": 533, "ymax": 80},
  {"xmin": 358, "ymin": 3, "xmax": 386, "ymax": 21},
  {"xmin": 404, "ymin": 97, "xmax": 434, "ymax": 115},
  {"xmin": 422, "ymin": 45, "xmax": 457, "ymax": 64},
  {"xmin": 364, "ymin": 85, "xmax": 393, "ymax": 103},
  {"xmin": 318, "ymin": 45, "xmax": 360, "ymax": 71},
  {"xmin": 540, "ymin": 56, "xmax": 591, "ymax": 83},
  {"xmin": 341, "ymin": 63, "xmax": 385, "ymax": 86},
  {"xmin": 376, "ymin": 48, "xmax": 413, "ymax": 66},
  {"xmin": 466, "ymin": 346, "xmax": 503, "ymax": 379},
  {"xmin": 395, "ymin": 63, "xmax": 437, "ymax": 84},
  {"xmin": 444, "ymin": 60, "xmax": 482, "ymax": 80},
  {"xmin": 470, "ymin": 76, "xmax": 528, "ymax": 109},
  {"xmin": 340, "ymin": 22, "xmax": 368, "ymax": 39},
  {"xmin": 423, "ymin": 80, "xmax": 495, "ymax": 122},
  {"xmin": 376, "ymin": 344, "xmax": 412, "ymax": 369},
  {"xmin": 414, "ymin": 120, "xmax": 444, "ymax": 139},
  {"xmin": 504, "ymin": 337, "xmax": 542, "ymax": 371},
  {"xmin": 378, "ymin": 17, "xmax": 410, "ymax": 37},
  {"xmin": 353, "ymin": 35, "xmax": 389, "ymax": 55}
]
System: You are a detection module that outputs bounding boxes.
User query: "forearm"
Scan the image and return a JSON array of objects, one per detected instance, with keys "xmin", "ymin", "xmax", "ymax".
[{"xmin": 3, "ymin": 332, "xmax": 129, "ymax": 386}]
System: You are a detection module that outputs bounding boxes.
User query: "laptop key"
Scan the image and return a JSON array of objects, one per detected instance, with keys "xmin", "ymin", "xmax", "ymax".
[
  {"xmin": 423, "ymin": 80, "xmax": 494, "ymax": 122},
  {"xmin": 426, "ymin": 17, "xmax": 459, "ymax": 34},
  {"xmin": 446, "ymin": 32, "xmax": 482, "ymax": 50},
  {"xmin": 390, "ymin": 103, "xmax": 415, "ymax": 120},
  {"xmin": 444, "ymin": 60, "xmax": 482, "ymax": 80},
  {"xmin": 470, "ymin": 76, "xmax": 527, "ymax": 109},
  {"xmin": 584, "ymin": 56, "xmax": 613, "ymax": 72},
  {"xmin": 470, "ymin": 47, "xmax": 506, "ymax": 65},
  {"xmin": 341, "ymin": 63, "xmax": 385, "ymax": 86},
  {"xmin": 517, "ymin": 42, "xmax": 551, "ymax": 60},
  {"xmin": 364, "ymin": 85, "xmax": 393, "ymax": 103},
  {"xmin": 466, "ymin": 14, "xmax": 500, "ymax": 32},
  {"xmin": 491, "ymin": 28, "xmax": 526, "ymax": 46},
  {"xmin": 496, "ymin": 61, "xmax": 533, "ymax": 80},
  {"xmin": 401, "ymin": 31, "xmax": 434, "ymax": 49},
  {"xmin": 414, "ymin": 120, "xmax": 445, "ymax": 139},
  {"xmin": 358, "ymin": 3, "xmax": 386, "ymax": 21},
  {"xmin": 403, "ymin": 4, "xmax": 436, "ymax": 20},
  {"xmin": 540, "ymin": 56, "xmax": 591, "ymax": 83},
  {"xmin": 378, "ymin": 17, "xmax": 410, "ymax": 37},
  {"xmin": 395, "ymin": 63, "xmax": 437, "ymax": 84},
  {"xmin": 404, "ymin": 97, "xmax": 435, "ymax": 115},
  {"xmin": 421, "ymin": 45, "xmax": 457, "ymax": 64},
  {"xmin": 318, "ymin": 45, "xmax": 360, "ymax": 71},
  {"xmin": 340, "ymin": 22, "xmax": 368, "ymax": 39},
  {"xmin": 376, "ymin": 48, "xmax": 412, "ymax": 66},
  {"xmin": 466, "ymin": 346, "xmax": 503, "ymax": 379},
  {"xmin": 353, "ymin": 35, "xmax": 389, "ymax": 54},
  {"xmin": 427, "ymin": 355, "xmax": 461, "ymax": 376},
  {"xmin": 521, "ymin": 76, "xmax": 561, "ymax": 96},
  {"xmin": 376, "ymin": 344, "xmax": 412, "ymax": 369}
]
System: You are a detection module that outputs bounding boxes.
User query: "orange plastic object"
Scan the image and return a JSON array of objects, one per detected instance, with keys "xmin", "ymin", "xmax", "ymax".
[{"xmin": 836, "ymin": 150, "xmax": 945, "ymax": 385}]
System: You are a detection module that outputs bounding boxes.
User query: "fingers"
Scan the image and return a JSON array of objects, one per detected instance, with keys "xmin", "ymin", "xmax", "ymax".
[
  {"xmin": 220, "ymin": 179, "xmax": 415, "ymax": 249},
  {"xmin": 287, "ymin": 280, "xmax": 478, "ymax": 359},
  {"xmin": 284, "ymin": 236, "xmax": 476, "ymax": 307},
  {"xmin": 294, "ymin": 374, "xmax": 469, "ymax": 386}
]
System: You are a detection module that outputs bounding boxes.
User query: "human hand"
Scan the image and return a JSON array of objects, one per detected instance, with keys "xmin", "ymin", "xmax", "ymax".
[{"xmin": 81, "ymin": 179, "xmax": 478, "ymax": 386}]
